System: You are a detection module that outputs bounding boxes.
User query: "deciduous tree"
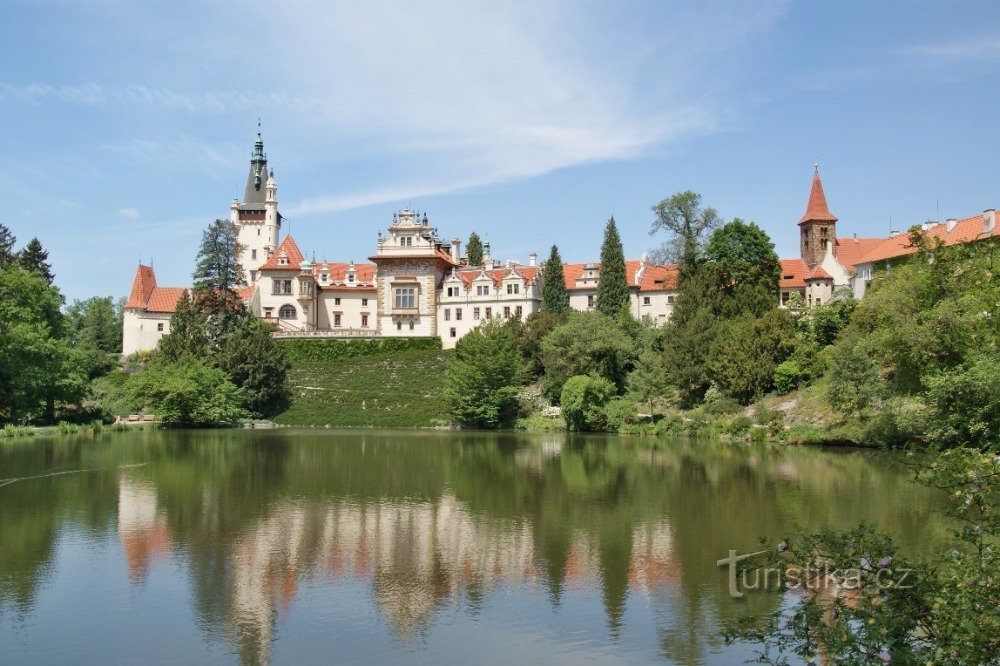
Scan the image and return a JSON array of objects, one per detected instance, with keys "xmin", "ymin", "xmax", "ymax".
[
  {"xmin": 447, "ymin": 319, "xmax": 525, "ymax": 428},
  {"xmin": 650, "ymin": 191, "xmax": 720, "ymax": 282}
]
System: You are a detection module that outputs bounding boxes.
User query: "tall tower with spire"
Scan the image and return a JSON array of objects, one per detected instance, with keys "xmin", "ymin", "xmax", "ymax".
[
  {"xmin": 232, "ymin": 129, "xmax": 282, "ymax": 285},
  {"xmin": 798, "ymin": 164, "xmax": 838, "ymax": 268}
]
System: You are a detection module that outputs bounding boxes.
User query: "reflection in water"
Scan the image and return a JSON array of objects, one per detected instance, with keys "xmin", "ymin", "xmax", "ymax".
[{"xmin": 4, "ymin": 431, "xmax": 949, "ymax": 664}]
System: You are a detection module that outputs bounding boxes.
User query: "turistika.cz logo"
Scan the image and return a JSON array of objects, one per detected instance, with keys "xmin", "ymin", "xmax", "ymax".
[{"xmin": 716, "ymin": 549, "xmax": 914, "ymax": 599}]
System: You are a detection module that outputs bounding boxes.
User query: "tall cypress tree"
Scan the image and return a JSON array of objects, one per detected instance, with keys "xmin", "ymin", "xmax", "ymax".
[
  {"xmin": 542, "ymin": 244, "xmax": 570, "ymax": 315},
  {"xmin": 466, "ymin": 232, "xmax": 484, "ymax": 266},
  {"xmin": 18, "ymin": 237, "xmax": 54, "ymax": 284},
  {"xmin": 0, "ymin": 223, "xmax": 16, "ymax": 267},
  {"xmin": 596, "ymin": 217, "xmax": 629, "ymax": 317}
]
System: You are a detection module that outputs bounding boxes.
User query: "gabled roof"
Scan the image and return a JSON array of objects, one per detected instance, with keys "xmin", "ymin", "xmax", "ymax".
[
  {"xmin": 638, "ymin": 265, "xmax": 679, "ymax": 292},
  {"xmin": 779, "ymin": 259, "xmax": 807, "ymax": 289},
  {"xmin": 857, "ymin": 212, "xmax": 1000, "ymax": 264},
  {"xmin": 454, "ymin": 266, "xmax": 540, "ymax": 289},
  {"xmin": 126, "ymin": 265, "xmax": 157, "ymax": 308},
  {"xmin": 799, "ymin": 170, "xmax": 838, "ymax": 225},
  {"xmin": 314, "ymin": 262, "xmax": 377, "ymax": 283},
  {"xmin": 561, "ymin": 260, "xmax": 678, "ymax": 292},
  {"xmin": 805, "ymin": 265, "xmax": 832, "ymax": 281},
  {"xmin": 834, "ymin": 237, "xmax": 885, "ymax": 269},
  {"xmin": 145, "ymin": 288, "xmax": 187, "ymax": 313},
  {"xmin": 259, "ymin": 235, "xmax": 304, "ymax": 271}
]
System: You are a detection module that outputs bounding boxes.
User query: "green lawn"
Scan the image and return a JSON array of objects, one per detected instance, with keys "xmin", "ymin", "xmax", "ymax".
[{"xmin": 274, "ymin": 347, "xmax": 453, "ymax": 428}]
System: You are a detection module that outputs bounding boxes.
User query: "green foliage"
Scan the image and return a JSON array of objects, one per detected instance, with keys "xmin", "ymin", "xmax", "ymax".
[
  {"xmin": 773, "ymin": 360, "xmax": 803, "ymax": 394},
  {"xmin": 603, "ymin": 397, "xmax": 638, "ymax": 431},
  {"xmin": 215, "ymin": 316, "xmax": 291, "ymax": 418},
  {"xmin": 596, "ymin": 217, "xmax": 629, "ymax": 317},
  {"xmin": 804, "ymin": 293, "xmax": 856, "ymax": 346},
  {"xmin": 65, "ymin": 296, "xmax": 123, "ymax": 378},
  {"xmin": 192, "ymin": 218, "xmax": 246, "ymax": 295},
  {"xmin": 126, "ymin": 356, "xmax": 246, "ymax": 426},
  {"xmin": 539, "ymin": 311, "xmax": 636, "ymax": 402},
  {"xmin": 726, "ymin": 448, "xmax": 1000, "ymax": 665},
  {"xmin": 703, "ymin": 218, "xmax": 780, "ymax": 297},
  {"xmin": 518, "ymin": 311, "xmax": 562, "ymax": 377},
  {"xmin": 708, "ymin": 309, "xmax": 794, "ymax": 405},
  {"xmin": 541, "ymin": 244, "xmax": 570, "ymax": 315},
  {"xmin": 91, "ymin": 371, "xmax": 133, "ymax": 418},
  {"xmin": 466, "ymin": 232, "xmax": 484, "ymax": 266},
  {"xmin": 663, "ymin": 286, "xmax": 717, "ymax": 407},
  {"xmin": 0, "ymin": 223, "xmax": 16, "ymax": 266},
  {"xmin": 649, "ymin": 190, "xmax": 721, "ymax": 282},
  {"xmin": 560, "ymin": 375, "xmax": 615, "ymax": 431},
  {"xmin": 447, "ymin": 320, "xmax": 526, "ymax": 429},
  {"xmin": 923, "ymin": 355, "xmax": 1000, "ymax": 449},
  {"xmin": 274, "ymin": 347, "xmax": 451, "ymax": 428},
  {"xmin": 1, "ymin": 424, "xmax": 34, "ymax": 438},
  {"xmin": 16, "ymin": 237, "xmax": 54, "ymax": 284},
  {"xmin": 627, "ymin": 350, "xmax": 672, "ymax": 413},
  {"xmin": 279, "ymin": 337, "xmax": 441, "ymax": 363},
  {"xmin": 0, "ymin": 265, "xmax": 87, "ymax": 424}
]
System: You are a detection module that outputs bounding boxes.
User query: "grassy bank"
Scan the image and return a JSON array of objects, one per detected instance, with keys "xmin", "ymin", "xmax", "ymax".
[{"xmin": 274, "ymin": 340, "xmax": 452, "ymax": 428}]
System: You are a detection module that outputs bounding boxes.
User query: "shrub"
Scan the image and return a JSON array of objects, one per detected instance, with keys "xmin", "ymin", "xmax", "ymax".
[
  {"xmin": 923, "ymin": 355, "xmax": 1000, "ymax": 450},
  {"xmin": 279, "ymin": 337, "xmax": 440, "ymax": 363},
  {"xmin": 127, "ymin": 356, "xmax": 246, "ymax": 426},
  {"xmin": 560, "ymin": 375, "xmax": 615, "ymax": 432},
  {"xmin": 702, "ymin": 387, "xmax": 741, "ymax": 415},
  {"xmin": 447, "ymin": 320, "xmax": 526, "ymax": 429},
  {"xmin": 604, "ymin": 398, "xmax": 638, "ymax": 432},
  {"xmin": 754, "ymin": 406, "xmax": 785, "ymax": 437},
  {"xmin": 1, "ymin": 424, "xmax": 34, "ymax": 438},
  {"xmin": 773, "ymin": 360, "xmax": 802, "ymax": 394},
  {"xmin": 723, "ymin": 415, "xmax": 753, "ymax": 436}
]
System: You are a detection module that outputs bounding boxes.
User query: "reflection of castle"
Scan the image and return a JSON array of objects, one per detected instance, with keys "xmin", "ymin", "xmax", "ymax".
[{"xmin": 118, "ymin": 481, "xmax": 682, "ymax": 662}]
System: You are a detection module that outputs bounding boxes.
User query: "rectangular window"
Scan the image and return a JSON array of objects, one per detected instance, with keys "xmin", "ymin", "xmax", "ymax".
[
  {"xmin": 667, "ymin": 295, "xmax": 675, "ymax": 304},
  {"xmin": 362, "ymin": 298, "xmax": 368, "ymax": 306},
  {"xmin": 401, "ymin": 236, "xmax": 413, "ymax": 246},
  {"xmin": 455, "ymin": 308, "xmax": 462, "ymax": 321},
  {"xmin": 587, "ymin": 294, "xmax": 594, "ymax": 308},
  {"xmin": 334, "ymin": 297, "xmax": 341, "ymax": 305},
  {"xmin": 301, "ymin": 281, "xmax": 312, "ymax": 295},
  {"xmin": 485, "ymin": 307, "xmax": 492, "ymax": 318},
  {"xmin": 444, "ymin": 308, "xmax": 451, "ymax": 321},
  {"xmin": 272, "ymin": 279, "xmax": 292, "ymax": 295},
  {"xmin": 361, "ymin": 314, "xmax": 369, "ymax": 327},
  {"xmin": 507, "ymin": 284, "xmax": 513, "ymax": 294},
  {"xmin": 409, "ymin": 320, "xmax": 415, "ymax": 331},
  {"xmin": 503, "ymin": 306, "xmax": 511, "ymax": 318},
  {"xmin": 515, "ymin": 305, "xmax": 522, "ymax": 319},
  {"xmin": 815, "ymin": 298, "xmax": 822, "ymax": 306},
  {"xmin": 450, "ymin": 327, "xmax": 456, "ymax": 338},
  {"xmin": 473, "ymin": 307, "xmax": 480, "ymax": 320},
  {"xmin": 348, "ymin": 275, "xmax": 355, "ymax": 283},
  {"xmin": 157, "ymin": 323, "xmax": 164, "ymax": 332},
  {"xmin": 397, "ymin": 320, "xmax": 402, "ymax": 331},
  {"xmin": 394, "ymin": 288, "xmax": 415, "ymax": 309},
  {"xmin": 643, "ymin": 296, "xmax": 651, "ymax": 305},
  {"xmin": 477, "ymin": 285, "xmax": 490, "ymax": 296},
  {"xmin": 251, "ymin": 249, "xmax": 257, "ymax": 260},
  {"xmin": 334, "ymin": 313, "xmax": 342, "ymax": 327}
]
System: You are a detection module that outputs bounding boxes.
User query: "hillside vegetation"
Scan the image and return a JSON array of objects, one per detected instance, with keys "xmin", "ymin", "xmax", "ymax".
[{"xmin": 274, "ymin": 339, "xmax": 451, "ymax": 428}]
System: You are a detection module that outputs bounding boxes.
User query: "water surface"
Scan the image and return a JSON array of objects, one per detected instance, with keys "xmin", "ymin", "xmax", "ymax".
[{"xmin": 0, "ymin": 430, "xmax": 948, "ymax": 664}]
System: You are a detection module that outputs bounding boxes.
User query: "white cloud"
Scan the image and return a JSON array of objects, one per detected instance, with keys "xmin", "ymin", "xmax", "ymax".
[
  {"xmin": 906, "ymin": 36, "xmax": 1000, "ymax": 62},
  {"xmin": 118, "ymin": 208, "xmax": 140, "ymax": 219}
]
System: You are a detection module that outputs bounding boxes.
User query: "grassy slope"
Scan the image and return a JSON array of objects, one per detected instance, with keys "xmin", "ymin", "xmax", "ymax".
[{"xmin": 274, "ymin": 348, "xmax": 452, "ymax": 428}]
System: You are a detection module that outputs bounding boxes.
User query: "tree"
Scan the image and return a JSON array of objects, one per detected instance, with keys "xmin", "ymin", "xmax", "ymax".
[
  {"xmin": 0, "ymin": 223, "xmax": 15, "ymax": 266},
  {"xmin": 0, "ymin": 265, "xmax": 85, "ymax": 423},
  {"xmin": 157, "ymin": 291, "xmax": 208, "ymax": 361},
  {"xmin": 561, "ymin": 375, "xmax": 616, "ymax": 431},
  {"xmin": 650, "ymin": 191, "xmax": 721, "ymax": 282},
  {"xmin": 707, "ymin": 310, "xmax": 794, "ymax": 404},
  {"xmin": 192, "ymin": 218, "xmax": 246, "ymax": 299},
  {"xmin": 17, "ymin": 237, "xmax": 54, "ymax": 284},
  {"xmin": 596, "ymin": 217, "xmax": 630, "ymax": 318},
  {"xmin": 126, "ymin": 356, "xmax": 246, "ymax": 426},
  {"xmin": 215, "ymin": 315, "xmax": 292, "ymax": 418},
  {"xmin": 662, "ymin": 269, "xmax": 721, "ymax": 407},
  {"xmin": 466, "ymin": 232, "xmax": 484, "ymax": 266},
  {"xmin": 447, "ymin": 319, "xmax": 525, "ymax": 428},
  {"xmin": 539, "ymin": 311, "xmax": 636, "ymax": 401},
  {"xmin": 703, "ymin": 218, "xmax": 780, "ymax": 298},
  {"xmin": 542, "ymin": 245, "xmax": 570, "ymax": 315},
  {"xmin": 627, "ymin": 350, "xmax": 672, "ymax": 413},
  {"xmin": 65, "ymin": 296, "xmax": 123, "ymax": 379}
]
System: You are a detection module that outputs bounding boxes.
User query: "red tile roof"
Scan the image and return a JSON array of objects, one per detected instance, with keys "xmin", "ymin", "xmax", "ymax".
[
  {"xmin": 367, "ymin": 249, "xmax": 460, "ymax": 265},
  {"xmin": 145, "ymin": 287, "xmax": 187, "ymax": 313},
  {"xmin": 638, "ymin": 264, "xmax": 679, "ymax": 292},
  {"xmin": 799, "ymin": 171, "xmax": 838, "ymax": 225},
  {"xmin": 314, "ymin": 262, "xmax": 377, "ymax": 283},
  {"xmin": 126, "ymin": 265, "xmax": 157, "ymax": 308},
  {"xmin": 834, "ymin": 236, "xmax": 885, "ymax": 269},
  {"xmin": 779, "ymin": 259, "xmax": 807, "ymax": 289},
  {"xmin": 454, "ymin": 266, "xmax": 541, "ymax": 289},
  {"xmin": 805, "ymin": 265, "xmax": 832, "ymax": 281},
  {"xmin": 259, "ymin": 235, "xmax": 304, "ymax": 271},
  {"xmin": 561, "ymin": 260, "xmax": 677, "ymax": 292},
  {"xmin": 857, "ymin": 212, "xmax": 999, "ymax": 264}
]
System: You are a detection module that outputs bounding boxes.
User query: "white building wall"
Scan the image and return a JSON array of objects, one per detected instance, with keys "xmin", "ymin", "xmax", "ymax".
[
  {"xmin": 122, "ymin": 310, "xmax": 172, "ymax": 356},
  {"xmin": 258, "ymin": 270, "xmax": 312, "ymax": 330},
  {"xmin": 317, "ymin": 289, "xmax": 376, "ymax": 331}
]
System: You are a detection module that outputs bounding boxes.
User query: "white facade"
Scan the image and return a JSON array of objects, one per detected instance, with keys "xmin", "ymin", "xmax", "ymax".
[{"xmin": 121, "ymin": 309, "xmax": 172, "ymax": 357}]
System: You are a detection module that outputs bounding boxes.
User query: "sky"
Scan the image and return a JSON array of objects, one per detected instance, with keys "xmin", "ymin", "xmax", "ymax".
[{"xmin": 2, "ymin": 0, "xmax": 1000, "ymax": 302}]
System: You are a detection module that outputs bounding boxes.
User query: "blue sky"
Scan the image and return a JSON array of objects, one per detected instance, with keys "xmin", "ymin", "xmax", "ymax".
[{"xmin": 2, "ymin": 1, "xmax": 999, "ymax": 302}]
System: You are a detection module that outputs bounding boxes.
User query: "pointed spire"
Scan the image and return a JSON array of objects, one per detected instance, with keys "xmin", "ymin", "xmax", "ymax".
[{"xmin": 798, "ymin": 166, "xmax": 838, "ymax": 225}]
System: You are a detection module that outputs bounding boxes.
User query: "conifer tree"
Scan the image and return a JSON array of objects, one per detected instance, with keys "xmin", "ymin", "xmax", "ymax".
[
  {"xmin": 17, "ymin": 237, "xmax": 54, "ymax": 284},
  {"xmin": 0, "ymin": 223, "xmax": 16, "ymax": 267},
  {"xmin": 193, "ymin": 219, "xmax": 246, "ymax": 296},
  {"xmin": 466, "ymin": 232, "xmax": 484, "ymax": 266},
  {"xmin": 542, "ymin": 245, "xmax": 570, "ymax": 315},
  {"xmin": 596, "ymin": 217, "xmax": 629, "ymax": 317}
]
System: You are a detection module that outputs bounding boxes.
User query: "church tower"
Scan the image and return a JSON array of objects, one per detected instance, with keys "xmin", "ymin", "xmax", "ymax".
[
  {"xmin": 232, "ymin": 130, "xmax": 282, "ymax": 285},
  {"xmin": 798, "ymin": 165, "xmax": 838, "ymax": 269}
]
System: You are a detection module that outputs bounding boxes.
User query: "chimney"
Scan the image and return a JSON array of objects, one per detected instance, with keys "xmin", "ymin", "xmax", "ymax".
[
  {"xmin": 946, "ymin": 218, "xmax": 957, "ymax": 233},
  {"xmin": 450, "ymin": 237, "xmax": 461, "ymax": 261},
  {"xmin": 528, "ymin": 252, "xmax": 537, "ymax": 267},
  {"xmin": 984, "ymin": 209, "xmax": 996, "ymax": 235}
]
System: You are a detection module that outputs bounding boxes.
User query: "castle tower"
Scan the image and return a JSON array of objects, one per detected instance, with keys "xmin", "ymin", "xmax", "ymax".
[
  {"xmin": 234, "ymin": 130, "xmax": 282, "ymax": 284},
  {"xmin": 798, "ymin": 165, "xmax": 838, "ymax": 269}
]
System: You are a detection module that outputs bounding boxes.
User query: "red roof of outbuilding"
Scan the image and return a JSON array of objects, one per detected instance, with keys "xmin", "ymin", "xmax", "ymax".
[
  {"xmin": 834, "ymin": 237, "xmax": 885, "ymax": 269},
  {"xmin": 561, "ymin": 260, "xmax": 677, "ymax": 292},
  {"xmin": 145, "ymin": 288, "xmax": 187, "ymax": 313},
  {"xmin": 805, "ymin": 266, "xmax": 832, "ymax": 281},
  {"xmin": 799, "ymin": 171, "xmax": 838, "ymax": 225},
  {"xmin": 857, "ymin": 213, "xmax": 999, "ymax": 264},
  {"xmin": 126, "ymin": 265, "xmax": 157, "ymax": 308},
  {"xmin": 779, "ymin": 259, "xmax": 807, "ymax": 289}
]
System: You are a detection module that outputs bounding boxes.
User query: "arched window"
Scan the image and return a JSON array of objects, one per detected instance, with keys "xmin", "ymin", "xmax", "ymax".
[{"xmin": 278, "ymin": 304, "xmax": 296, "ymax": 319}]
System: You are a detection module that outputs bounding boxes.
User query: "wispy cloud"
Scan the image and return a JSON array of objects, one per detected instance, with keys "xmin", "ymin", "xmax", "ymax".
[
  {"xmin": 905, "ymin": 36, "xmax": 1000, "ymax": 62},
  {"xmin": 101, "ymin": 134, "xmax": 235, "ymax": 174},
  {"xmin": 117, "ymin": 208, "xmax": 140, "ymax": 219}
]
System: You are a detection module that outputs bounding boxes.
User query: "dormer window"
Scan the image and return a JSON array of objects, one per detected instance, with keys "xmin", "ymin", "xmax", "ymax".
[
  {"xmin": 278, "ymin": 256, "xmax": 289, "ymax": 266},
  {"xmin": 506, "ymin": 283, "xmax": 520, "ymax": 295},
  {"xmin": 348, "ymin": 274, "xmax": 355, "ymax": 283},
  {"xmin": 401, "ymin": 236, "xmax": 413, "ymax": 247},
  {"xmin": 321, "ymin": 273, "xmax": 328, "ymax": 281}
]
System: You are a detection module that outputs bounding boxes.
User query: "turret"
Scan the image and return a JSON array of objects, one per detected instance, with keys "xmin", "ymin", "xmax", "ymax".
[{"xmin": 799, "ymin": 164, "xmax": 838, "ymax": 268}]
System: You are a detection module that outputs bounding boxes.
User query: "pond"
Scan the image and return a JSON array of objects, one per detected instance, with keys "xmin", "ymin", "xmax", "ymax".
[{"xmin": 0, "ymin": 430, "xmax": 948, "ymax": 664}]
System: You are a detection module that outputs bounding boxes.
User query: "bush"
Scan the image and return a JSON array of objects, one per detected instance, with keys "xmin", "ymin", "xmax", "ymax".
[
  {"xmin": 702, "ymin": 387, "xmax": 741, "ymax": 415},
  {"xmin": 1, "ymin": 424, "xmax": 34, "ymax": 438},
  {"xmin": 126, "ymin": 356, "xmax": 247, "ymax": 426},
  {"xmin": 560, "ymin": 375, "xmax": 615, "ymax": 432},
  {"xmin": 772, "ymin": 360, "xmax": 802, "ymax": 394},
  {"xmin": 923, "ymin": 355, "xmax": 1000, "ymax": 449},
  {"xmin": 754, "ymin": 406, "xmax": 785, "ymax": 437},
  {"xmin": 447, "ymin": 320, "xmax": 526, "ymax": 429},
  {"xmin": 280, "ymin": 337, "xmax": 440, "ymax": 363},
  {"xmin": 723, "ymin": 415, "xmax": 753, "ymax": 436},
  {"xmin": 604, "ymin": 398, "xmax": 638, "ymax": 432}
]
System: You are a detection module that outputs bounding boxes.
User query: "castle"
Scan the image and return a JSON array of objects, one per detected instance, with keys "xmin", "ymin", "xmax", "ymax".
[{"xmin": 122, "ymin": 133, "xmax": 999, "ymax": 356}]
